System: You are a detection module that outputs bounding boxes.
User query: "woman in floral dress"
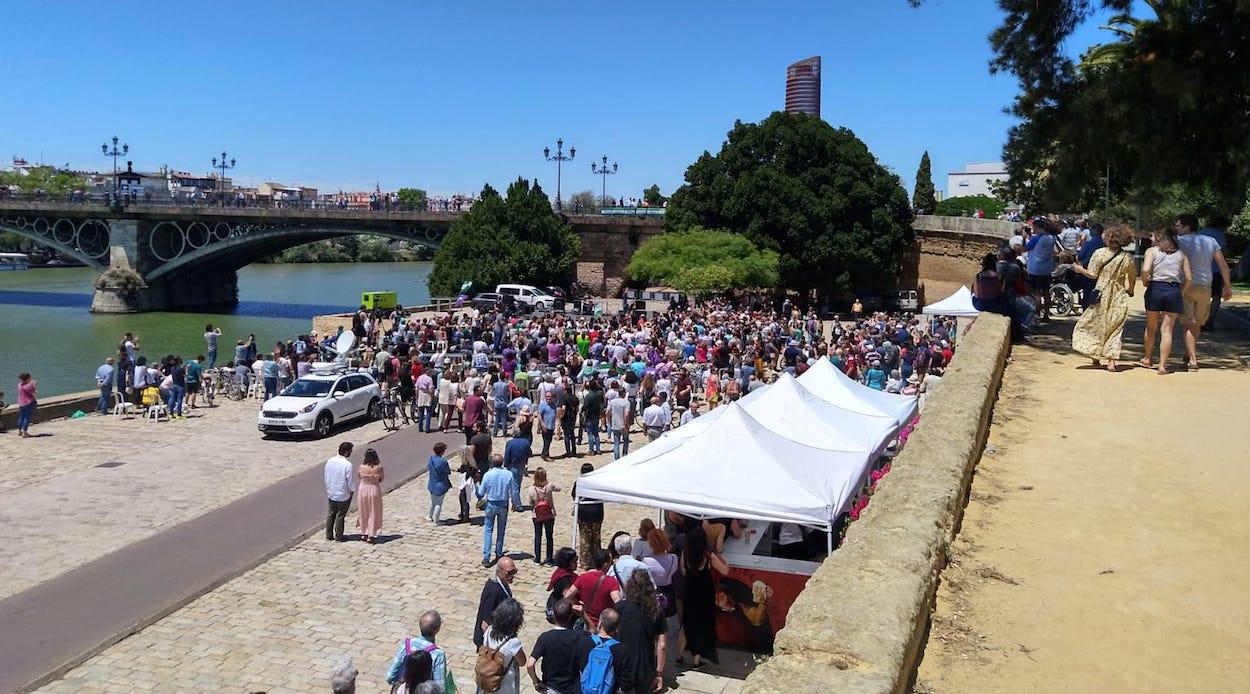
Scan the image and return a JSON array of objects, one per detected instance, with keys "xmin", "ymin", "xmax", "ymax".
[{"xmin": 1070, "ymin": 225, "xmax": 1137, "ymax": 371}]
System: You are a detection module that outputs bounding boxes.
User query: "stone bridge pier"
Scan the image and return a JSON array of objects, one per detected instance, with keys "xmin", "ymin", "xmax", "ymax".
[{"xmin": 90, "ymin": 218, "xmax": 241, "ymax": 313}]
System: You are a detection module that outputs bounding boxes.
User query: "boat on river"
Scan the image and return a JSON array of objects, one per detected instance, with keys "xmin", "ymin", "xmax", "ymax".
[{"xmin": 0, "ymin": 253, "xmax": 30, "ymax": 271}]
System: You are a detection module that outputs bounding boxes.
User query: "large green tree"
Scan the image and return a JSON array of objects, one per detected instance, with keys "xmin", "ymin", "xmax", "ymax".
[
  {"xmin": 0, "ymin": 166, "xmax": 87, "ymax": 196},
  {"xmin": 396, "ymin": 187, "xmax": 427, "ymax": 210},
  {"xmin": 666, "ymin": 112, "xmax": 913, "ymax": 296},
  {"xmin": 625, "ymin": 226, "xmax": 779, "ymax": 294},
  {"xmin": 643, "ymin": 184, "xmax": 667, "ymax": 207},
  {"xmin": 427, "ymin": 177, "xmax": 580, "ymax": 295},
  {"xmin": 911, "ymin": 0, "xmax": 1250, "ymax": 216},
  {"xmin": 912, "ymin": 151, "xmax": 935, "ymax": 213}
]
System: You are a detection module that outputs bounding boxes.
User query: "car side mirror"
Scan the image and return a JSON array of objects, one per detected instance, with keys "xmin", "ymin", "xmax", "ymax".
[{"xmin": 333, "ymin": 390, "xmax": 345, "ymax": 397}]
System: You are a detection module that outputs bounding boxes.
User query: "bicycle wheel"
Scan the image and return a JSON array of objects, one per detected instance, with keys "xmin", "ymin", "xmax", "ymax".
[
  {"xmin": 227, "ymin": 382, "xmax": 245, "ymax": 401},
  {"xmin": 381, "ymin": 402, "xmax": 398, "ymax": 430}
]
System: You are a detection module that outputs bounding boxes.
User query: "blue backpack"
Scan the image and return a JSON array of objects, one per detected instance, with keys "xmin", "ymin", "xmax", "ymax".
[{"xmin": 580, "ymin": 634, "xmax": 617, "ymax": 694}]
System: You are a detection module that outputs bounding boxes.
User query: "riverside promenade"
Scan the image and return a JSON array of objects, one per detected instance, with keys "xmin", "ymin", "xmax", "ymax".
[
  {"xmin": 916, "ymin": 294, "xmax": 1250, "ymax": 693},
  {"xmin": 0, "ymin": 398, "xmax": 748, "ymax": 692}
]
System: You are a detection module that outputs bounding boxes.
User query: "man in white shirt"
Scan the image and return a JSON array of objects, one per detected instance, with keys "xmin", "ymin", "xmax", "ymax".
[
  {"xmin": 679, "ymin": 400, "xmax": 699, "ymax": 427},
  {"xmin": 324, "ymin": 442, "xmax": 357, "ymax": 542},
  {"xmin": 641, "ymin": 396, "xmax": 668, "ymax": 441}
]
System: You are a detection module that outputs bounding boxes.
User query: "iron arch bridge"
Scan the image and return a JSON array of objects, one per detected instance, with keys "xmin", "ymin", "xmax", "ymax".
[
  {"xmin": 141, "ymin": 219, "xmax": 446, "ymax": 281},
  {"xmin": 0, "ymin": 214, "xmax": 113, "ymax": 270}
]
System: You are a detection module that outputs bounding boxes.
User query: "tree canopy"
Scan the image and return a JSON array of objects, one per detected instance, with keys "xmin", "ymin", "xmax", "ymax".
[
  {"xmin": 0, "ymin": 166, "xmax": 87, "ymax": 196},
  {"xmin": 427, "ymin": 177, "xmax": 580, "ymax": 296},
  {"xmin": 625, "ymin": 226, "xmax": 779, "ymax": 294},
  {"xmin": 934, "ymin": 194, "xmax": 1005, "ymax": 219},
  {"xmin": 912, "ymin": 0, "xmax": 1250, "ymax": 217},
  {"xmin": 665, "ymin": 111, "xmax": 913, "ymax": 295},
  {"xmin": 396, "ymin": 187, "xmax": 427, "ymax": 210},
  {"xmin": 912, "ymin": 152, "xmax": 935, "ymax": 214},
  {"xmin": 643, "ymin": 184, "xmax": 667, "ymax": 207}
]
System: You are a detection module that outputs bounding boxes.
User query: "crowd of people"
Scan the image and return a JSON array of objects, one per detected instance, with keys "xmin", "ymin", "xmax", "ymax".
[
  {"xmin": 313, "ymin": 296, "xmax": 953, "ymax": 693},
  {"xmin": 970, "ymin": 213, "xmax": 1234, "ymax": 372}
]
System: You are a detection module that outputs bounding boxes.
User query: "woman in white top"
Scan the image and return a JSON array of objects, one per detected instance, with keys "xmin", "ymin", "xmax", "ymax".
[
  {"xmin": 1139, "ymin": 227, "xmax": 1191, "ymax": 375},
  {"xmin": 478, "ymin": 599, "xmax": 526, "ymax": 694}
]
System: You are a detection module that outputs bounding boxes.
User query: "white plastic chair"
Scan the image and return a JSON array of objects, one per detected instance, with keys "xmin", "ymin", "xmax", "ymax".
[
  {"xmin": 111, "ymin": 391, "xmax": 136, "ymax": 417},
  {"xmin": 145, "ymin": 401, "xmax": 169, "ymax": 422}
]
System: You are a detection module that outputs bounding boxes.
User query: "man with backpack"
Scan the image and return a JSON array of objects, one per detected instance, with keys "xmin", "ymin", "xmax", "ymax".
[
  {"xmin": 577, "ymin": 607, "xmax": 624, "ymax": 694},
  {"xmin": 526, "ymin": 599, "xmax": 592, "ymax": 694},
  {"xmin": 385, "ymin": 610, "xmax": 456, "ymax": 693}
]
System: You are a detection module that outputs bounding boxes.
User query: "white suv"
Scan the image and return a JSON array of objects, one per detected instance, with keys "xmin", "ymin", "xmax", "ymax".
[
  {"xmin": 495, "ymin": 284, "xmax": 554, "ymax": 311},
  {"xmin": 257, "ymin": 371, "xmax": 381, "ymax": 438}
]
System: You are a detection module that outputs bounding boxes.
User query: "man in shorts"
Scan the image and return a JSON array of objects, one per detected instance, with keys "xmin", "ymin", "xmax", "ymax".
[{"xmin": 1175, "ymin": 214, "xmax": 1232, "ymax": 370}]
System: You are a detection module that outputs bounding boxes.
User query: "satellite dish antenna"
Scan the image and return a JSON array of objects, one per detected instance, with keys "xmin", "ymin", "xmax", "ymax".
[{"xmin": 335, "ymin": 331, "xmax": 356, "ymax": 356}]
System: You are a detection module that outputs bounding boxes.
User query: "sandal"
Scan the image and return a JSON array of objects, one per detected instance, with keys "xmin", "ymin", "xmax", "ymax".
[
  {"xmin": 1138, "ymin": 358, "xmax": 1153, "ymax": 368},
  {"xmin": 1187, "ymin": 362, "xmax": 1199, "ymax": 372},
  {"xmin": 1156, "ymin": 366, "xmax": 1170, "ymax": 375}
]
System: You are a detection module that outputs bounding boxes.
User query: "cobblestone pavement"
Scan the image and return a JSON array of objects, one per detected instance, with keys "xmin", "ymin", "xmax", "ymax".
[
  {"xmin": 35, "ymin": 428, "xmax": 754, "ymax": 693},
  {"xmin": 0, "ymin": 398, "xmax": 389, "ymax": 601}
]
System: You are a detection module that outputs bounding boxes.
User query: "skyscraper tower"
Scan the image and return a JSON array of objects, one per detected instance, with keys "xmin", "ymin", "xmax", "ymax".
[{"xmin": 785, "ymin": 56, "xmax": 821, "ymax": 117}]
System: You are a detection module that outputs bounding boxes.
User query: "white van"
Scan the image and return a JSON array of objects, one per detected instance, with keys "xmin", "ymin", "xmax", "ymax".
[{"xmin": 495, "ymin": 284, "xmax": 555, "ymax": 311}]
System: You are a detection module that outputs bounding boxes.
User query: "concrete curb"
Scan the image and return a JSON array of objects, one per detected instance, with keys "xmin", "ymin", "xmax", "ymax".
[
  {"xmin": 0, "ymin": 389, "xmax": 98, "ymax": 429},
  {"xmin": 740, "ymin": 313, "xmax": 1012, "ymax": 694}
]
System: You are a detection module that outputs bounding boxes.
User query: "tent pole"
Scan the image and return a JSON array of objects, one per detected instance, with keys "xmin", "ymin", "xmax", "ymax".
[
  {"xmin": 572, "ymin": 497, "xmax": 581, "ymax": 547},
  {"xmin": 826, "ymin": 522, "xmax": 834, "ymax": 555}
]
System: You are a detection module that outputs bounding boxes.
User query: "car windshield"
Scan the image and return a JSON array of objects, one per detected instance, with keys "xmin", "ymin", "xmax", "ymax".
[{"xmin": 282, "ymin": 379, "xmax": 334, "ymax": 397}]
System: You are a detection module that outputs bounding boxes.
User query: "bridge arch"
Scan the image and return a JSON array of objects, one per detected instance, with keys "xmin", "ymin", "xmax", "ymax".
[
  {"xmin": 0, "ymin": 215, "xmax": 111, "ymax": 270},
  {"xmin": 143, "ymin": 223, "xmax": 444, "ymax": 281}
]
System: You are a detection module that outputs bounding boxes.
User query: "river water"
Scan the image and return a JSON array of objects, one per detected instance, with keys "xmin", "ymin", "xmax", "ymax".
[{"xmin": 0, "ymin": 262, "xmax": 433, "ymax": 398}]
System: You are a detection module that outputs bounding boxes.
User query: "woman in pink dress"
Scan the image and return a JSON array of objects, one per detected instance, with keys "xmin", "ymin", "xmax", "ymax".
[{"xmin": 356, "ymin": 448, "xmax": 384, "ymax": 543}]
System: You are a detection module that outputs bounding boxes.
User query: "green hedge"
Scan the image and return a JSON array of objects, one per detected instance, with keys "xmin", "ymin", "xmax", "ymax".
[{"xmin": 933, "ymin": 194, "xmax": 1005, "ymax": 218}]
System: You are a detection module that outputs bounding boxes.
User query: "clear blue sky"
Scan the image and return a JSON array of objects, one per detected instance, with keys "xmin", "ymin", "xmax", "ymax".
[{"xmin": 1, "ymin": 1, "xmax": 1118, "ymax": 200}]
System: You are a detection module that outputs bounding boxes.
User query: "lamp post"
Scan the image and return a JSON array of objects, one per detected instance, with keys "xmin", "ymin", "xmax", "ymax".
[
  {"xmin": 591, "ymin": 155, "xmax": 618, "ymax": 208},
  {"xmin": 212, "ymin": 151, "xmax": 236, "ymax": 207},
  {"xmin": 543, "ymin": 138, "xmax": 575, "ymax": 212},
  {"xmin": 101, "ymin": 136, "xmax": 128, "ymax": 196}
]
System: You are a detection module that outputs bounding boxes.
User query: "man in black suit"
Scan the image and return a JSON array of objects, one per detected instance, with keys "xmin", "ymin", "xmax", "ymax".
[{"xmin": 472, "ymin": 556, "xmax": 517, "ymax": 647}]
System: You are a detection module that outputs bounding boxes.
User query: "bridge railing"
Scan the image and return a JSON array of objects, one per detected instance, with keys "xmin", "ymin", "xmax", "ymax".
[{"xmin": 0, "ymin": 192, "xmax": 667, "ymax": 219}]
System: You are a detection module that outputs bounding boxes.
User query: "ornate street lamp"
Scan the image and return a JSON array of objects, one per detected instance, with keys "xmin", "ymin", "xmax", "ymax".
[
  {"xmin": 543, "ymin": 138, "xmax": 575, "ymax": 212},
  {"xmin": 101, "ymin": 136, "xmax": 128, "ymax": 195},
  {"xmin": 212, "ymin": 151, "xmax": 236, "ymax": 206},
  {"xmin": 591, "ymin": 155, "xmax": 618, "ymax": 208}
]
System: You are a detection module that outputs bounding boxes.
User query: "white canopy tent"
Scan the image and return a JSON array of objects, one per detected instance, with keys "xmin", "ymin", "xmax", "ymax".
[
  {"xmin": 661, "ymin": 381, "xmax": 770, "ymax": 441},
  {"xmin": 799, "ymin": 358, "xmax": 917, "ymax": 428},
  {"xmin": 575, "ymin": 404, "xmax": 875, "ymax": 534},
  {"xmin": 667, "ymin": 373, "xmax": 894, "ymax": 454},
  {"xmin": 921, "ymin": 285, "xmax": 980, "ymax": 317}
]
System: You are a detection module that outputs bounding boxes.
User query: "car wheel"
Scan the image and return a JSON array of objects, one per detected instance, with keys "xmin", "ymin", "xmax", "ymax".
[
  {"xmin": 367, "ymin": 398, "xmax": 381, "ymax": 421},
  {"xmin": 315, "ymin": 412, "xmax": 333, "ymax": 438}
]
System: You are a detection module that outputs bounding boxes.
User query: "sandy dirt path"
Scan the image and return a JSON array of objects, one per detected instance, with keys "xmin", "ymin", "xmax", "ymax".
[{"xmin": 916, "ymin": 294, "xmax": 1250, "ymax": 693}]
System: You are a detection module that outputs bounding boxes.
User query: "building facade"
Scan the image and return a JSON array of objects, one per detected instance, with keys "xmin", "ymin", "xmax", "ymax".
[
  {"xmin": 946, "ymin": 162, "xmax": 1008, "ymax": 199},
  {"xmin": 785, "ymin": 56, "xmax": 821, "ymax": 117}
]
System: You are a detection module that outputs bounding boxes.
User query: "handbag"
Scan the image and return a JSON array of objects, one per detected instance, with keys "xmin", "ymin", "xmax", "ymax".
[{"xmin": 1087, "ymin": 252, "xmax": 1130, "ymax": 306}]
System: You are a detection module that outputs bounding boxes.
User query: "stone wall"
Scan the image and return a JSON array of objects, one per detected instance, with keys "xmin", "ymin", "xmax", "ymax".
[
  {"xmin": 913, "ymin": 230, "xmax": 1005, "ymax": 303},
  {"xmin": 1, "ymin": 390, "xmax": 100, "ymax": 429},
  {"xmin": 740, "ymin": 313, "xmax": 1012, "ymax": 694},
  {"xmin": 571, "ymin": 216, "xmax": 664, "ymax": 296}
]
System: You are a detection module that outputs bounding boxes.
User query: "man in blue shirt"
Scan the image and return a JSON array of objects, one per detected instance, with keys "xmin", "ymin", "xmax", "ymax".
[
  {"xmin": 385, "ymin": 610, "xmax": 452, "ymax": 691},
  {"xmin": 537, "ymin": 390, "xmax": 558, "ymax": 461},
  {"xmin": 95, "ymin": 357, "xmax": 115, "ymax": 414},
  {"xmin": 476, "ymin": 453, "xmax": 513, "ymax": 566},
  {"xmin": 1075, "ymin": 223, "xmax": 1105, "ymax": 307},
  {"xmin": 1024, "ymin": 218, "xmax": 1060, "ymax": 320},
  {"xmin": 503, "ymin": 424, "xmax": 532, "ymax": 511},
  {"xmin": 491, "ymin": 377, "xmax": 512, "ymax": 437}
]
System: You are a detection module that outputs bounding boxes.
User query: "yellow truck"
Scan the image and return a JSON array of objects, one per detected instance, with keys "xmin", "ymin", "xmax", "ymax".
[{"xmin": 360, "ymin": 291, "xmax": 398, "ymax": 310}]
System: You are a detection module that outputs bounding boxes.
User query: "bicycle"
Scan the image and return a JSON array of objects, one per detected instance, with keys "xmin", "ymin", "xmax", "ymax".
[
  {"xmin": 201, "ymin": 373, "xmax": 216, "ymax": 406},
  {"xmin": 217, "ymin": 369, "xmax": 247, "ymax": 401},
  {"xmin": 380, "ymin": 388, "xmax": 410, "ymax": 431}
]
